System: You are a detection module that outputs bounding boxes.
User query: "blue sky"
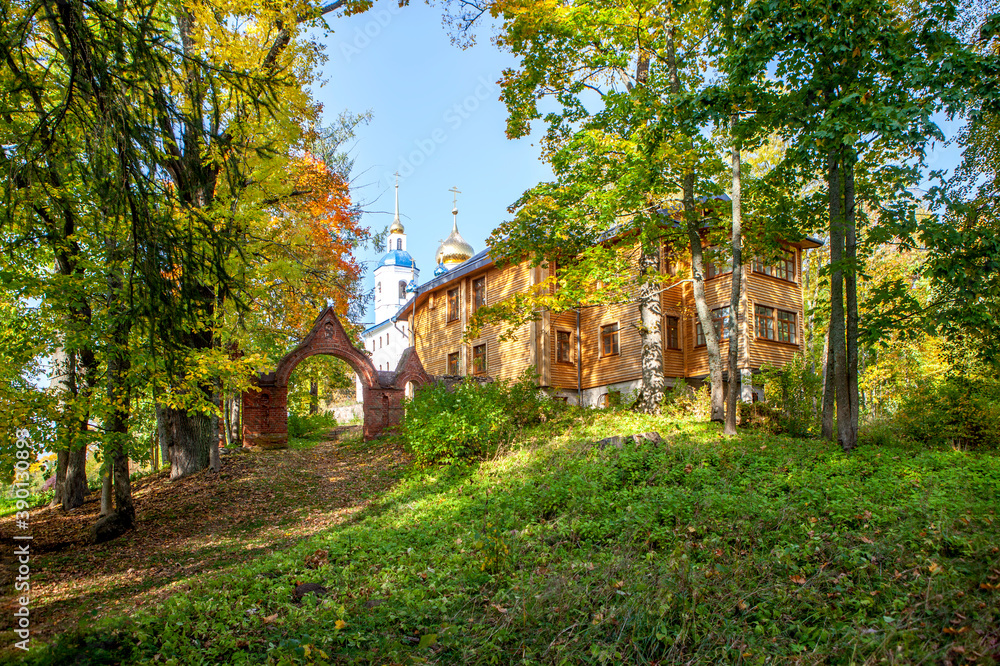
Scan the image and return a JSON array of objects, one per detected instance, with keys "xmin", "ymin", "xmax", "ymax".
[
  {"xmin": 312, "ymin": 1, "xmax": 967, "ymax": 325},
  {"xmin": 312, "ymin": 1, "xmax": 553, "ymax": 324}
]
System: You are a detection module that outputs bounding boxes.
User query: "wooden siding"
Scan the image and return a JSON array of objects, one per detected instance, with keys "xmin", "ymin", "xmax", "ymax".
[
  {"xmin": 413, "ymin": 262, "xmax": 536, "ymax": 381},
  {"xmin": 549, "ymin": 310, "xmax": 579, "ymax": 390},
  {"xmin": 579, "ymin": 301, "xmax": 642, "ymax": 389},
  {"xmin": 745, "ymin": 267, "xmax": 805, "ymax": 370},
  {"xmin": 411, "ymin": 242, "xmax": 807, "ymax": 386}
]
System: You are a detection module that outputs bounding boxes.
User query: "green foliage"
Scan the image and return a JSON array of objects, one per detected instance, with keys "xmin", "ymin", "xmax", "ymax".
[
  {"xmin": 758, "ymin": 355, "xmax": 824, "ymax": 437},
  {"xmin": 287, "ymin": 412, "xmax": 338, "ymax": 441},
  {"xmin": 662, "ymin": 378, "xmax": 710, "ymax": 421},
  {"xmin": 737, "ymin": 401, "xmax": 785, "ymax": 434},
  {"xmin": 402, "ymin": 372, "xmax": 561, "ymax": 466},
  {"xmin": 286, "ymin": 356, "xmax": 354, "ymax": 417},
  {"xmin": 24, "ymin": 410, "xmax": 1000, "ymax": 665},
  {"xmin": 893, "ymin": 376, "xmax": 1000, "ymax": 450}
]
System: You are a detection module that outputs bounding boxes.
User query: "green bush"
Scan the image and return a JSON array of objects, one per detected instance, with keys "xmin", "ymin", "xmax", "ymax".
[
  {"xmin": 662, "ymin": 378, "xmax": 694, "ymax": 416},
  {"xmin": 758, "ymin": 354, "xmax": 823, "ymax": 437},
  {"xmin": 402, "ymin": 371, "xmax": 562, "ymax": 466},
  {"xmin": 893, "ymin": 376, "xmax": 1000, "ymax": 449},
  {"xmin": 857, "ymin": 418, "xmax": 895, "ymax": 447},
  {"xmin": 288, "ymin": 412, "xmax": 338, "ymax": 439},
  {"xmin": 738, "ymin": 401, "xmax": 785, "ymax": 433}
]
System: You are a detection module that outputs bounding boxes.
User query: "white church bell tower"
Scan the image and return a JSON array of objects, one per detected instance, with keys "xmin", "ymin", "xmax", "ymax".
[{"xmin": 373, "ymin": 177, "xmax": 418, "ymax": 323}]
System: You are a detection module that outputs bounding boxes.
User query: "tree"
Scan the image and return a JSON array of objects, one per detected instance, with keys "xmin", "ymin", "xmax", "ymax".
[
  {"xmin": 727, "ymin": 0, "xmax": 994, "ymax": 449},
  {"xmin": 1, "ymin": 0, "xmax": 370, "ymax": 541},
  {"xmin": 461, "ymin": 0, "xmax": 728, "ymax": 415}
]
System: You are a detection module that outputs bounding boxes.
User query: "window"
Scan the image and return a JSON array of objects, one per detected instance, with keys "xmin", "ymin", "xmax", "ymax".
[
  {"xmin": 399, "ymin": 281, "xmax": 407, "ymax": 299},
  {"xmin": 473, "ymin": 277, "xmax": 486, "ymax": 312},
  {"xmin": 755, "ymin": 305, "xmax": 775, "ymax": 340},
  {"xmin": 706, "ymin": 260, "xmax": 731, "ymax": 279},
  {"xmin": 665, "ymin": 315, "xmax": 680, "ymax": 350},
  {"xmin": 705, "ymin": 248, "xmax": 731, "ymax": 279},
  {"xmin": 379, "ymin": 336, "xmax": 383, "ymax": 348},
  {"xmin": 696, "ymin": 306, "xmax": 731, "ymax": 345},
  {"xmin": 777, "ymin": 310, "xmax": 797, "ymax": 344},
  {"xmin": 600, "ymin": 323, "xmax": 620, "ymax": 356},
  {"xmin": 753, "ymin": 248, "xmax": 796, "ymax": 282},
  {"xmin": 556, "ymin": 330, "xmax": 573, "ymax": 363},
  {"xmin": 447, "ymin": 352, "xmax": 459, "ymax": 375},
  {"xmin": 473, "ymin": 344, "xmax": 487, "ymax": 375},
  {"xmin": 377, "ymin": 282, "xmax": 381, "ymax": 294},
  {"xmin": 755, "ymin": 305, "xmax": 797, "ymax": 344},
  {"xmin": 447, "ymin": 288, "xmax": 459, "ymax": 322},
  {"xmin": 661, "ymin": 243, "xmax": 676, "ymax": 275},
  {"xmin": 396, "ymin": 238, "xmax": 402, "ymax": 250}
]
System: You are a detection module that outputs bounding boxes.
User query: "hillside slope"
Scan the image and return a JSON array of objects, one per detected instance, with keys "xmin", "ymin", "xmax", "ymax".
[{"xmin": 8, "ymin": 413, "xmax": 1000, "ymax": 664}]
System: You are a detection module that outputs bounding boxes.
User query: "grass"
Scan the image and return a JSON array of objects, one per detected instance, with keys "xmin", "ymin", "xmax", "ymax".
[{"xmin": 11, "ymin": 409, "xmax": 1000, "ymax": 665}]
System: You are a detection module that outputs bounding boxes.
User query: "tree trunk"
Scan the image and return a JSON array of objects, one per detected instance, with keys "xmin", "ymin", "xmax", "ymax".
[
  {"xmin": 63, "ymin": 446, "xmax": 88, "ymax": 510},
  {"xmin": 844, "ymin": 160, "xmax": 859, "ymax": 449},
  {"xmin": 50, "ymin": 450, "xmax": 67, "ymax": 509},
  {"xmin": 210, "ymin": 390, "xmax": 221, "ymax": 473},
  {"xmin": 724, "ymin": 136, "xmax": 743, "ymax": 435},
  {"xmin": 93, "ymin": 261, "xmax": 135, "ymax": 542},
  {"xmin": 667, "ymin": 24, "xmax": 724, "ymax": 421},
  {"xmin": 821, "ymin": 325, "xmax": 835, "ymax": 440},
  {"xmin": 638, "ymin": 241, "xmax": 666, "ymax": 413},
  {"xmin": 100, "ymin": 467, "xmax": 112, "ymax": 517},
  {"xmin": 164, "ymin": 403, "xmax": 213, "ymax": 480},
  {"xmin": 632, "ymin": 32, "xmax": 665, "ymax": 414},
  {"xmin": 50, "ymin": 344, "xmax": 91, "ymax": 511},
  {"xmin": 229, "ymin": 396, "xmax": 241, "ymax": 447},
  {"xmin": 156, "ymin": 403, "xmax": 171, "ymax": 468},
  {"xmin": 309, "ymin": 380, "xmax": 319, "ymax": 415},
  {"xmin": 828, "ymin": 150, "xmax": 851, "ymax": 452},
  {"xmin": 150, "ymin": 432, "xmax": 158, "ymax": 471}
]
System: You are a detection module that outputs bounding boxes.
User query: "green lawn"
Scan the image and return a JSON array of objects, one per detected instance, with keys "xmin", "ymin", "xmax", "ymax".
[{"xmin": 21, "ymin": 410, "xmax": 1000, "ymax": 664}]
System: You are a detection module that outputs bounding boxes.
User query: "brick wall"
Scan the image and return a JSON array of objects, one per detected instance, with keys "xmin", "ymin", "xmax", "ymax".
[{"xmin": 241, "ymin": 308, "xmax": 432, "ymax": 448}]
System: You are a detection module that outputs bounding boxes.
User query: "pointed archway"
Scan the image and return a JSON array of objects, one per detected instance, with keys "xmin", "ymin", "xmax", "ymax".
[{"xmin": 242, "ymin": 307, "xmax": 430, "ymax": 447}]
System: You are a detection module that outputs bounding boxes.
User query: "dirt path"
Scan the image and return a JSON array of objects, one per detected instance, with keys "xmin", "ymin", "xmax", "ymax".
[{"xmin": 0, "ymin": 428, "xmax": 410, "ymax": 648}]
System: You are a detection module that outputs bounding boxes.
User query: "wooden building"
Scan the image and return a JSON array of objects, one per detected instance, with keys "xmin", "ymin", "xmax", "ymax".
[{"xmin": 394, "ymin": 236, "xmax": 822, "ymax": 407}]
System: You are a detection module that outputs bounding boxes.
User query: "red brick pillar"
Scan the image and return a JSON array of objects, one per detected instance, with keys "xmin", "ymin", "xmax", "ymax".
[
  {"xmin": 242, "ymin": 385, "xmax": 289, "ymax": 449},
  {"xmin": 362, "ymin": 387, "xmax": 405, "ymax": 439}
]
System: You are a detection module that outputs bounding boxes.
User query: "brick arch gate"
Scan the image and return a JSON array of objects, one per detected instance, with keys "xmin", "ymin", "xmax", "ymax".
[{"xmin": 242, "ymin": 307, "xmax": 431, "ymax": 447}]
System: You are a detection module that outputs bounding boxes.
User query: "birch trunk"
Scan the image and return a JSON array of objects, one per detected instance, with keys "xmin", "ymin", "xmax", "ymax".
[{"xmin": 724, "ymin": 136, "xmax": 743, "ymax": 435}]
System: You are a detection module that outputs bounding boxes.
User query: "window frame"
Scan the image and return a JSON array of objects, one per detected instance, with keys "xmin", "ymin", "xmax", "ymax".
[
  {"xmin": 704, "ymin": 247, "xmax": 732, "ymax": 280},
  {"xmin": 752, "ymin": 247, "xmax": 797, "ymax": 282},
  {"xmin": 446, "ymin": 287, "xmax": 459, "ymax": 323},
  {"xmin": 472, "ymin": 343, "xmax": 487, "ymax": 375},
  {"xmin": 755, "ymin": 305, "xmax": 775, "ymax": 341},
  {"xmin": 754, "ymin": 304, "xmax": 798, "ymax": 345},
  {"xmin": 600, "ymin": 322, "xmax": 620, "ymax": 357},
  {"xmin": 472, "ymin": 276, "xmax": 486, "ymax": 312},
  {"xmin": 556, "ymin": 330, "xmax": 573, "ymax": 364},
  {"xmin": 665, "ymin": 315, "xmax": 680, "ymax": 350},
  {"xmin": 695, "ymin": 306, "xmax": 732, "ymax": 346},
  {"xmin": 447, "ymin": 351, "xmax": 460, "ymax": 375}
]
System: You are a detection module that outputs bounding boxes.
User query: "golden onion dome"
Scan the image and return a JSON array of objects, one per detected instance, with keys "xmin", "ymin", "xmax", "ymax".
[
  {"xmin": 435, "ymin": 217, "xmax": 475, "ymax": 266},
  {"xmin": 389, "ymin": 218, "xmax": 405, "ymax": 234}
]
